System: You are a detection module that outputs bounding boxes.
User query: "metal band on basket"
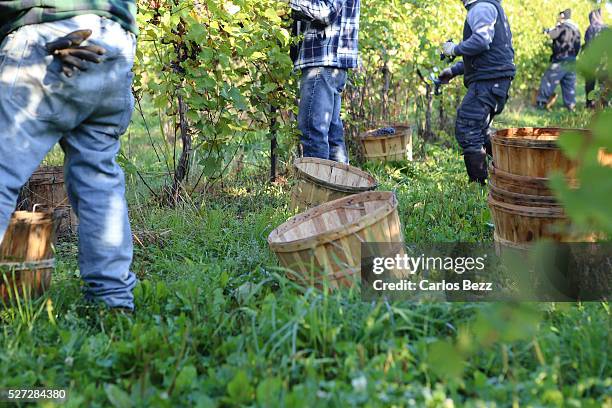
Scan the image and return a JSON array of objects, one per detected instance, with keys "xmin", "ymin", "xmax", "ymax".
[{"xmin": 0, "ymin": 258, "xmax": 56, "ymax": 271}]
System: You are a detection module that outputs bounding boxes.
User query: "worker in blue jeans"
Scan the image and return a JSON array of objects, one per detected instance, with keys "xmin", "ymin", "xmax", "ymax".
[
  {"xmin": 536, "ymin": 9, "xmax": 581, "ymax": 111},
  {"xmin": 289, "ymin": 0, "xmax": 361, "ymax": 164},
  {"xmin": 0, "ymin": 12, "xmax": 137, "ymax": 311}
]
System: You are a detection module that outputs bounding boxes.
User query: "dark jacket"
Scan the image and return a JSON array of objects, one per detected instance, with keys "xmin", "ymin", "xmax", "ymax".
[
  {"xmin": 548, "ymin": 20, "xmax": 581, "ymax": 62},
  {"xmin": 462, "ymin": 0, "xmax": 516, "ymax": 86},
  {"xmin": 585, "ymin": 9, "xmax": 607, "ymax": 46}
]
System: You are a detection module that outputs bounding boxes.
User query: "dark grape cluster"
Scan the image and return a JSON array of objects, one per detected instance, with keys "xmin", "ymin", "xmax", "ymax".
[{"xmin": 373, "ymin": 127, "xmax": 396, "ymax": 137}]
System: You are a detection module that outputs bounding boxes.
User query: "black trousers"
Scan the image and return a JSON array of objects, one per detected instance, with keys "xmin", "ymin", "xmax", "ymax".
[{"xmin": 455, "ymin": 78, "xmax": 512, "ymax": 155}]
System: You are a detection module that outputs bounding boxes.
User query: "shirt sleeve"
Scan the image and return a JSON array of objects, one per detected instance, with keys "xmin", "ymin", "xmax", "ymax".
[
  {"xmin": 547, "ymin": 25, "xmax": 563, "ymax": 40},
  {"xmin": 451, "ymin": 61, "xmax": 465, "ymax": 76},
  {"xmin": 454, "ymin": 3, "xmax": 498, "ymax": 57},
  {"xmin": 289, "ymin": 0, "xmax": 346, "ymax": 26}
]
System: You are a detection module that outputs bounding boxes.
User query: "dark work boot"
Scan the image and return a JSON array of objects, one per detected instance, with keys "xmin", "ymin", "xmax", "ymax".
[{"xmin": 464, "ymin": 151, "xmax": 488, "ymax": 185}]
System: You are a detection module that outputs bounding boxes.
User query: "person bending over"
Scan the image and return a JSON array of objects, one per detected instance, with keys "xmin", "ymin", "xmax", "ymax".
[
  {"xmin": 536, "ymin": 9, "xmax": 581, "ymax": 111},
  {"xmin": 0, "ymin": 2, "xmax": 138, "ymax": 311}
]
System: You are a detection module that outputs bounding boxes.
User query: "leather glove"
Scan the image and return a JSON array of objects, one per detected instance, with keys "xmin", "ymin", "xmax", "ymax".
[
  {"xmin": 442, "ymin": 41, "xmax": 457, "ymax": 57},
  {"xmin": 438, "ymin": 68, "xmax": 454, "ymax": 84},
  {"xmin": 46, "ymin": 30, "xmax": 106, "ymax": 77}
]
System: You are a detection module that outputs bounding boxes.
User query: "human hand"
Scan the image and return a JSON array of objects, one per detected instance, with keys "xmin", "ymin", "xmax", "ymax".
[
  {"xmin": 438, "ymin": 68, "xmax": 454, "ymax": 84},
  {"xmin": 442, "ymin": 41, "xmax": 457, "ymax": 57},
  {"xmin": 45, "ymin": 30, "xmax": 106, "ymax": 77}
]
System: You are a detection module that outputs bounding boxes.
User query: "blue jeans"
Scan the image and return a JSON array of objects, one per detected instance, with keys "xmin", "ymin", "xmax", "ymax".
[
  {"xmin": 455, "ymin": 79, "xmax": 512, "ymax": 154},
  {"xmin": 0, "ymin": 15, "xmax": 137, "ymax": 309},
  {"xmin": 298, "ymin": 67, "xmax": 349, "ymax": 163},
  {"xmin": 537, "ymin": 62, "xmax": 577, "ymax": 108}
]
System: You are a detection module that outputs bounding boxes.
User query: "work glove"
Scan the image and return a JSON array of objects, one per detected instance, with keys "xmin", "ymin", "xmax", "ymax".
[
  {"xmin": 438, "ymin": 68, "xmax": 454, "ymax": 84},
  {"xmin": 46, "ymin": 30, "xmax": 106, "ymax": 77},
  {"xmin": 442, "ymin": 41, "xmax": 457, "ymax": 57}
]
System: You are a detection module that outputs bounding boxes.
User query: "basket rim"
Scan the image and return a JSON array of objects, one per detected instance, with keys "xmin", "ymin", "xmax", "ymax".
[
  {"xmin": 488, "ymin": 183, "xmax": 561, "ymax": 206},
  {"xmin": 294, "ymin": 157, "xmax": 378, "ymax": 192},
  {"xmin": 359, "ymin": 124, "xmax": 413, "ymax": 141},
  {"xmin": 487, "ymin": 194, "xmax": 564, "ymax": 218},
  {"xmin": 488, "ymin": 164, "xmax": 581, "ymax": 190},
  {"xmin": 0, "ymin": 258, "xmax": 56, "ymax": 271},
  {"xmin": 488, "ymin": 164, "xmax": 552, "ymax": 184},
  {"xmin": 10, "ymin": 211, "xmax": 55, "ymax": 223},
  {"xmin": 492, "ymin": 127, "xmax": 589, "ymax": 149},
  {"xmin": 268, "ymin": 191, "xmax": 398, "ymax": 252}
]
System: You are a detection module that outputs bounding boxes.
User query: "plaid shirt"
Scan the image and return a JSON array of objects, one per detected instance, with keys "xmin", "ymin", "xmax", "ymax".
[
  {"xmin": 0, "ymin": 0, "xmax": 137, "ymax": 39},
  {"xmin": 290, "ymin": 0, "xmax": 360, "ymax": 70}
]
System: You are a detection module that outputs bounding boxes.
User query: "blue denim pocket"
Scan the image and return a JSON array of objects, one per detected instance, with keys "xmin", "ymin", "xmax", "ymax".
[
  {"xmin": 321, "ymin": 68, "xmax": 347, "ymax": 93},
  {"xmin": 6, "ymin": 44, "xmax": 72, "ymax": 120},
  {"xmin": 114, "ymin": 71, "xmax": 135, "ymax": 137}
]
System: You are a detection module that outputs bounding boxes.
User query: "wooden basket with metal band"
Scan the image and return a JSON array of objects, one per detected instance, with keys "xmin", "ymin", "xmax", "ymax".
[
  {"xmin": 489, "ymin": 147, "xmax": 610, "ymax": 196},
  {"xmin": 18, "ymin": 166, "xmax": 78, "ymax": 239},
  {"xmin": 359, "ymin": 124, "xmax": 413, "ymax": 163},
  {"xmin": 289, "ymin": 158, "xmax": 378, "ymax": 212},
  {"xmin": 491, "ymin": 128, "xmax": 588, "ymax": 178},
  {"xmin": 269, "ymin": 191, "xmax": 404, "ymax": 289},
  {"xmin": 1, "ymin": 211, "xmax": 57, "ymax": 305},
  {"xmin": 488, "ymin": 195, "xmax": 596, "ymax": 244}
]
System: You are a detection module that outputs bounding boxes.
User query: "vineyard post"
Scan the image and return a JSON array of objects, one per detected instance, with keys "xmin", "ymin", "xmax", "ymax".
[
  {"xmin": 439, "ymin": 92, "xmax": 446, "ymax": 132},
  {"xmin": 424, "ymin": 81, "xmax": 434, "ymax": 141},
  {"xmin": 169, "ymin": 94, "xmax": 191, "ymax": 205},
  {"xmin": 381, "ymin": 52, "xmax": 390, "ymax": 121},
  {"xmin": 270, "ymin": 105, "xmax": 278, "ymax": 183}
]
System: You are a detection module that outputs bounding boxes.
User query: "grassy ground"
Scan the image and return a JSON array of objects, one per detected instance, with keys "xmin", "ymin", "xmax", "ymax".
[{"xmin": 0, "ymin": 97, "xmax": 610, "ymax": 407}]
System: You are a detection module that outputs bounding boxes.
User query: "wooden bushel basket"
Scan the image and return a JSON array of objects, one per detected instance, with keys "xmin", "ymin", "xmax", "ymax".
[
  {"xmin": 18, "ymin": 166, "xmax": 78, "ymax": 239},
  {"xmin": 0, "ymin": 211, "xmax": 56, "ymax": 305},
  {"xmin": 289, "ymin": 158, "xmax": 378, "ymax": 212},
  {"xmin": 491, "ymin": 128, "xmax": 587, "ymax": 178},
  {"xmin": 488, "ymin": 195, "xmax": 596, "ymax": 244},
  {"xmin": 269, "ymin": 191, "xmax": 405, "ymax": 289},
  {"xmin": 490, "ymin": 129, "xmax": 608, "ymax": 249},
  {"xmin": 359, "ymin": 125, "xmax": 413, "ymax": 163}
]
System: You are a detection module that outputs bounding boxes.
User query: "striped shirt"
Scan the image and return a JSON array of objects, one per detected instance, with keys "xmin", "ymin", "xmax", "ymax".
[
  {"xmin": 290, "ymin": 0, "xmax": 360, "ymax": 70},
  {"xmin": 0, "ymin": 0, "xmax": 137, "ymax": 39}
]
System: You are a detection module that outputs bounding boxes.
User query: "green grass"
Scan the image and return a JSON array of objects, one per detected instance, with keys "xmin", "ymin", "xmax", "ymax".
[{"xmin": 0, "ymin": 99, "xmax": 610, "ymax": 407}]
